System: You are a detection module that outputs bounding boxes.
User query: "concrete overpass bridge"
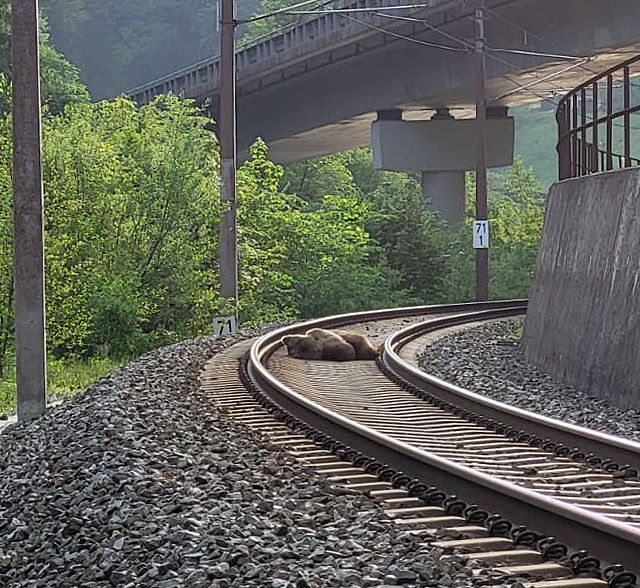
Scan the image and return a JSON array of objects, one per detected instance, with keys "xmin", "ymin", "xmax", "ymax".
[{"xmin": 129, "ymin": 0, "xmax": 640, "ymax": 222}]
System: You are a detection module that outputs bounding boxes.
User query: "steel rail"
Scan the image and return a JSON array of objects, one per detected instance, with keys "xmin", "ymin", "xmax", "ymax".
[
  {"xmin": 383, "ymin": 308, "xmax": 640, "ymax": 471},
  {"xmin": 247, "ymin": 300, "xmax": 640, "ymax": 573}
]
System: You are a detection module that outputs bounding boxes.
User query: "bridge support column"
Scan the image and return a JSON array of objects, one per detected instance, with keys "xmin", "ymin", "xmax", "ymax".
[
  {"xmin": 372, "ymin": 108, "xmax": 514, "ymax": 227},
  {"xmin": 421, "ymin": 171, "xmax": 466, "ymax": 227}
]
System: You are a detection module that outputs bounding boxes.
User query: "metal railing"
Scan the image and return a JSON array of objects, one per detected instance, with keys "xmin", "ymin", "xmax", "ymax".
[{"xmin": 556, "ymin": 54, "xmax": 640, "ymax": 180}]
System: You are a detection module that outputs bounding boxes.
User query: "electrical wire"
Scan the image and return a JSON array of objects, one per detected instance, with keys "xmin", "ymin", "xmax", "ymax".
[
  {"xmin": 258, "ymin": 4, "xmax": 446, "ymax": 17},
  {"xmin": 487, "ymin": 47, "xmax": 588, "ymax": 62},
  {"xmin": 377, "ymin": 8, "xmax": 640, "ymax": 104},
  {"xmin": 242, "ymin": 0, "xmax": 636, "ymax": 112},
  {"xmin": 484, "ymin": 6, "xmax": 640, "ymax": 89},
  {"xmin": 492, "ymin": 58, "xmax": 593, "ymax": 101},
  {"xmin": 237, "ymin": 0, "xmax": 337, "ymax": 51},
  {"xmin": 372, "ymin": 11, "xmax": 568, "ymax": 104},
  {"xmin": 481, "ymin": 5, "xmax": 640, "ymax": 136},
  {"xmin": 376, "ymin": 11, "xmax": 472, "ymax": 49},
  {"xmin": 339, "ymin": 11, "xmax": 467, "ymax": 52},
  {"xmin": 240, "ymin": 0, "xmax": 341, "ymax": 24}
]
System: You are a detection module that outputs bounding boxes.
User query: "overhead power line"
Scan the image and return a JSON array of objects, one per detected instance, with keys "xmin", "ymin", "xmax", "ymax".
[
  {"xmin": 370, "ymin": 10, "xmax": 572, "ymax": 103},
  {"xmin": 241, "ymin": 0, "xmax": 603, "ymax": 104},
  {"xmin": 375, "ymin": 8, "xmax": 640, "ymax": 103},
  {"xmin": 241, "ymin": 0, "xmax": 339, "ymax": 23},
  {"xmin": 339, "ymin": 11, "xmax": 467, "ymax": 52},
  {"xmin": 237, "ymin": 0, "xmax": 336, "ymax": 50},
  {"xmin": 484, "ymin": 5, "xmax": 640, "ymax": 89},
  {"xmin": 239, "ymin": 1, "xmax": 436, "ymax": 23},
  {"xmin": 375, "ymin": 11, "xmax": 561, "ymax": 94},
  {"xmin": 491, "ymin": 58, "xmax": 593, "ymax": 101},
  {"xmin": 377, "ymin": 11, "xmax": 472, "ymax": 49},
  {"xmin": 487, "ymin": 47, "xmax": 589, "ymax": 62},
  {"xmin": 242, "ymin": 0, "xmax": 635, "ymax": 106}
]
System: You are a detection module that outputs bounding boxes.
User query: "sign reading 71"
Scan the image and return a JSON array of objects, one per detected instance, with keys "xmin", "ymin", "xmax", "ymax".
[{"xmin": 473, "ymin": 220, "xmax": 490, "ymax": 249}]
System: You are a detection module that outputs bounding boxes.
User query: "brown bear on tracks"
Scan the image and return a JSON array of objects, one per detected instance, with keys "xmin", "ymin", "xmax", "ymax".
[
  {"xmin": 307, "ymin": 328, "xmax": 378, "ymax": 360},
  {"xmin": 282, "ymin": 331, "xmax": 356, "ymax": 361}
]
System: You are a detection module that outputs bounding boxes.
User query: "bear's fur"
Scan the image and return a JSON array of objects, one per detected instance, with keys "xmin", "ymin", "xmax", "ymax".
[
  {"xmin": 335, "ymin": 330, "xmax": 379, "ymax": 360},
  {"xmin": 282, "ymin": 329, "xmax": 356, "ymax": 361},
  {"xmin": 305, "ymin": 328, "xmax": 357, "ymax": 361}
]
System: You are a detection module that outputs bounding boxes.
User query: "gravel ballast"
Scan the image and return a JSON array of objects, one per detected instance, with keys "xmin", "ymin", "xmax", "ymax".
[
  {"xmin": 418, "ymin": 318, "xmax": 640, "ymax": 442},
  {"xmin": 0, "ymin": 330, "xmax": 489, "ymax": 588}
]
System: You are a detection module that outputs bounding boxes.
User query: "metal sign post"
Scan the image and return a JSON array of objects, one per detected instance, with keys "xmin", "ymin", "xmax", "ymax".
[
  {"xmin": 12, "ymin": 0, "xmax": 47, "ymax": 421},
  {"xmin": 474, "ymin": 0, "xmax": 489, "ymax": 301},
  {"xmin": 219, "ymin": 0, "xmax": 239, "ymax": 310}
]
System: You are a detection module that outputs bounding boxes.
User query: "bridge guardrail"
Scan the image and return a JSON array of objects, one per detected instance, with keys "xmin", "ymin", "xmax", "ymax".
[{"xmin": 127, "ymin": 0, "xmax": 442, "ymax": 105}]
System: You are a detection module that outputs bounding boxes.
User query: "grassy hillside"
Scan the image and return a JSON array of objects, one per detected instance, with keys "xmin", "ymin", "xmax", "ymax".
[{"xmin": 512, "ymin": 104, "xmax": 558, "ymax": 190}]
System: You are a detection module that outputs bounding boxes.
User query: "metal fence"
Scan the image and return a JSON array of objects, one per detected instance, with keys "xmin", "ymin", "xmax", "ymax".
[{"xmin": 556, "ymin": 54, "xmax": 640, "ymax": 180}]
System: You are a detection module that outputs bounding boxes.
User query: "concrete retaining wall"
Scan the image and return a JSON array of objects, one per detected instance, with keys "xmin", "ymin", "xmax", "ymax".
[{"xmin": 523, "ymin": 168, "xmax": 640, "ymax": 410}]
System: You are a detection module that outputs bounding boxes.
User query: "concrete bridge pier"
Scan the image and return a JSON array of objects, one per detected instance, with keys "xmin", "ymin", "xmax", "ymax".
[
  {"xmin": 420, "ymin": 108, "xmax": 466, "ymax": 226},
  {"xmin": 371, "ymin": 107, "xmax": 515, "ymax": 227},
  {"xmin": 421, "ymin": 171, "xmax": 466, "ymax": 226}
]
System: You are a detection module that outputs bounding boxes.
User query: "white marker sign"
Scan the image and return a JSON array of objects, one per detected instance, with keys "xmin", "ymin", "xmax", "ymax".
[
  {"xmin": 473, "ymin": 220, "xmax": 490, "ymax": 249},
  {"xmin": 213, "ymin": 315, "xmax": 238, "ymax": 339}
]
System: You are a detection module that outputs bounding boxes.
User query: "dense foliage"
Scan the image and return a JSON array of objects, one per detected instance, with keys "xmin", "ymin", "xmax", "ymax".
[
  {"xmin": 281, "ymin": 149, "xmax": 545, "ymax": 304},
  {"xmin": 40, "ymin": 97, "xmax": 221, "ymax": 358},
  {"xmin": 0, "ymin": 88, "xmax": 545, "ymax": 379},
  {"xmin": 0, "ymin": 0, "xmax": 89, "ymax": 115},
  {"xmin": 0, "ymin": 95, "xmax": 438, "ymax": 374}
]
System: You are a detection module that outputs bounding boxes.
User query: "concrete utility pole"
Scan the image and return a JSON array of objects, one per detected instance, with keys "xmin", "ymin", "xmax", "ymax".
[
  {"xmin": 219, "ymin": 0, "xmax": 238, "ymax": 305},
  {"xmin": 12, "ymin": 0, "xmax": 47, "ymax": 421},
  {"xmin": 474, "ymin": 0, "xmax": 489, "ymax": 301}
]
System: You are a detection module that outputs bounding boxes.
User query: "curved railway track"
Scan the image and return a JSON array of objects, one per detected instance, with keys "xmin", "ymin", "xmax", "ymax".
[{"xmin": 203, "ymin": 300, "xmax": 640, "ymax": 587}]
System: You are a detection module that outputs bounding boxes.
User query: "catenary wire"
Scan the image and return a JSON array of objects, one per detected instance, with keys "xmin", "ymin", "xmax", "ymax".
[
  {"xmin": 370, "ymin": 11, "xmax": 571, "ymax": 103},
  {"xmin": 484, "ymin": 5, "xmax": 640, "ymax": 89},
  {"xmin": 237, "ymin": 0, "xmax": 338, "ymax": 50},
  {"xmin": 239, "ymin": 1, "xmax": 451, "ymax": 23}
]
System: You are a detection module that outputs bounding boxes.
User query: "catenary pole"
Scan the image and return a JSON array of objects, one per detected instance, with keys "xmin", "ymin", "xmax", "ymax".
[
  {"xmin": 219, "ymin": 0, "xmax": 238, "ymax": 305},
  {"xmin": 474, "ymin": 0, "xmax": 489, "ymax": 301},
  {"xmin": 12, "ymin": 0, "xmax": 47, "ymax": 420}
]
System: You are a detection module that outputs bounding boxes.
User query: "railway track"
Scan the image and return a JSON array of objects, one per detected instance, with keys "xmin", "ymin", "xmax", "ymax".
[{"xmin": 203, "ymin": 300, "xmax": 640, "ymax": 587}]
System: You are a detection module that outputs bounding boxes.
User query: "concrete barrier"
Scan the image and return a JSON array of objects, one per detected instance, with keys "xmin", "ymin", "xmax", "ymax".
[{"xmin": 523, "ymin": 167, "xmax": 640, "ymax": 410}]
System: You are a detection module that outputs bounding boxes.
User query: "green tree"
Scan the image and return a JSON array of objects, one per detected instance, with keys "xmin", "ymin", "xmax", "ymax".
[
  {"xmin": 0, "ymin": 96, "xmax": 417, "ymax": 369},
  {"xmin": 359, "ymin": 168, "xmax": 449, "ymax": 303},
  {"xmin": 40, "ymin": 37, "xmax": 90, "ymax": 114},
  {"xmin": 283, "ymin": 148, "xmax": 450, "ymax": 304},
  {"xmin": 0, "ymin": 1, "xmax": 90, "ymax": 115},
  {"xmin": 442, "ymin": 159, "xmax": 546, "ymax": 302},
  {"xmin": 237, "ymin": 140, "xmax": 412, "ymax": 323},
  {"xmin": 41, "ymin": 96, "xmax": 221, "ymax": 357}
]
